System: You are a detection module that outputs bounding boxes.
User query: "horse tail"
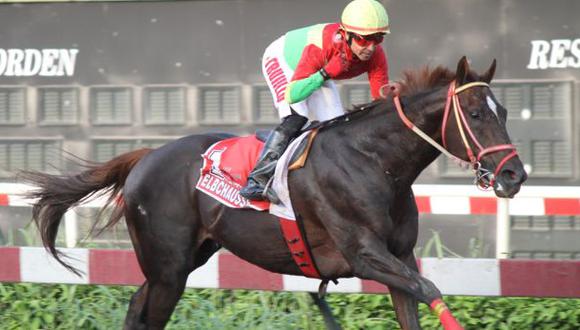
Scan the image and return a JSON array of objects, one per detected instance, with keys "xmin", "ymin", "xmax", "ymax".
[{"xmin": 19, "ymin": 148, "xmax": 153, "ymax": 275}]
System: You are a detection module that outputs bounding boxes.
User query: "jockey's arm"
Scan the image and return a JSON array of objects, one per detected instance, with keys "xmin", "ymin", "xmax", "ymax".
[
  {"xmin": 284, "ymin": 46, "xmax": 326, "ymax": 104},
  {"xmin": 284, "ymin": 72, "xmax": 326, "ymax": 104},
  {"xmin": 368, "ymin": 47, "xmax": 389, "ymax": 100}
]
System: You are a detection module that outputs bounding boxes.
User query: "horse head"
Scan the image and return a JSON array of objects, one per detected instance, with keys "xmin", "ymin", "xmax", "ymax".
[{"xmin": 443, "ymin": 56, "xmax": 527, "ymax": 197}]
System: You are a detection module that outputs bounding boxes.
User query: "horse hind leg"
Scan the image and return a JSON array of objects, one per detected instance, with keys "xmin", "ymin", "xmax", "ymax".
[
  {"xmin": 124, "ymin": 283, "xmax": 149, "ymax": 330},
  {"xmin": 122, "ymin": 195, "xmax": 207, "ymax": 329}
]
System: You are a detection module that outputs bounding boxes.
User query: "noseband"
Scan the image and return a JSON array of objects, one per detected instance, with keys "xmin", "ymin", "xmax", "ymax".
[{"xmin": 391, "ymin": 81, "xmax": 518, "ymax": 189}]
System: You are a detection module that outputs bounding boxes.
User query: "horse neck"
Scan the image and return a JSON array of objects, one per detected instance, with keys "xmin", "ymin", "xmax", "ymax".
[{"xmin": 347, "ymin": 86, "xmax": 449, "ymax": 187}]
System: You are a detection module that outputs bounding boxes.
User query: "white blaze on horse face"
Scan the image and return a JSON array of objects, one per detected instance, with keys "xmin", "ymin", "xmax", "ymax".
[{"xmin": 486, "ymin": 95, "xmax": 498, "ymax": 118}]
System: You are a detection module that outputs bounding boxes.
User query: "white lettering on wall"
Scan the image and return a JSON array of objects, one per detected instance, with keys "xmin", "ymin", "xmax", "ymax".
[
  {"xmin": 0, "ymin": 48, "xmax": 78, "ymax": 76},
  {"xmin": 528, "ymin": 39, "xmax": 580, "ymax": 70}
]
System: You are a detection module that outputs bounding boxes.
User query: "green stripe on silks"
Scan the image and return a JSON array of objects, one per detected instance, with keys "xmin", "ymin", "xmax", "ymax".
[
  {"xmin": 283, "ymin": 24, "xmax": 325, "ymax": 69},
  {"xmin": 284, "ymin": 72, "xmax": 325, "ymax": 104},
  {"xmin": 283, "ymin": 26, "xmax": 309, "ymax": 69}
]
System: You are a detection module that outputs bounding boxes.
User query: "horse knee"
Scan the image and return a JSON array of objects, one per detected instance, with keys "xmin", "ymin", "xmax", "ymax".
[
  {"xmin": 416, "ymin": 277, "xmax": 442, "ymax": 304},
  {"xmin": 350, "ymin": 250, "xmax": 440, "ymax": 304}
]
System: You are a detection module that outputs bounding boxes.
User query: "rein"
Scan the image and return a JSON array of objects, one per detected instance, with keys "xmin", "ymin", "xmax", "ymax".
[{"xmin": 390, "ymin": 81, "xmax": 517, "ymax": 189}]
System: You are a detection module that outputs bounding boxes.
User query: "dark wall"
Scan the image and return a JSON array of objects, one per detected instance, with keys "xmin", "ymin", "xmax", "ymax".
[
  {"xmin": 1, "ymin": 0, "xmax": 579, "ymax": 85},
  {"xmin": 0, "ymin": 0, "xmax": 578, "ymax": 258},
  {"xmin": 0, "ymin": 0, "xmax": 578, "ymax": 185}
]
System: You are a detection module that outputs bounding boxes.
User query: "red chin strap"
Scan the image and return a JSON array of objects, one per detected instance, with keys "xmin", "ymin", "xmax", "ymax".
[{"xmin": 441, "ymin": 81, "xmax": 518, "ymax": 188}]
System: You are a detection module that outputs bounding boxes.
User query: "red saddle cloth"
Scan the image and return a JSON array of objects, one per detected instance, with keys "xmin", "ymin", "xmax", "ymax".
[
  {"xmin": 196, "ymin": 134, "xmax": 321, "ymax": 279},
  {"xmin": 196, "ymin": 135, "xmax": 270, "ymax": 211}
]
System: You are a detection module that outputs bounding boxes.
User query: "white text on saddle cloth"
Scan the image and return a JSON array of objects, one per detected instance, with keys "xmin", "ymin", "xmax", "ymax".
[
  {"xmin": 195, "ymin": 136, "xmax": 270, "ymax": 211},
  {"xmin": 197, "ymin": 172, "xmax": 250, "ymax": 209},
  {"xmin": 195, "ymin": 133, "xmax": 310, "ymax": 218}
]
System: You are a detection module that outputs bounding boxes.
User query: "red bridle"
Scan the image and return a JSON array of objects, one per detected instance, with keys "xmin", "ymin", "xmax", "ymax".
[{"xmin": 389, "ymin": 81, "xmax": 518, "ymax": 189}]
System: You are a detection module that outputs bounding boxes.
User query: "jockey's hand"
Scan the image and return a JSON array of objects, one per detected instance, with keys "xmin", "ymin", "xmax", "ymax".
[{"xmin": 323, "ymin": 52, "xmax": 348, "ymax": 79}]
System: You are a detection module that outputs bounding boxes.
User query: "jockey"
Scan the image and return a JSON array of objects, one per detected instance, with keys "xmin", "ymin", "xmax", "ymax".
[{"xmin": 240, "ymin": 0, "xmax": 391, "ymax": 202}]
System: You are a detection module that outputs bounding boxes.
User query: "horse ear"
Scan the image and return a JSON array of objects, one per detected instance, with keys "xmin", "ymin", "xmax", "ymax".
[
  {"xmin": 481, "ymin": 58, "xmax": 497, "ymax": 83},
  {"xmin": 455, "ymin": 56, "xmax": 469, "ymax": 85}
]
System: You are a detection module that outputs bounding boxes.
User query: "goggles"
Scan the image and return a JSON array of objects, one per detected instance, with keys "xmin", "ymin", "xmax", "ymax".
[{"xmin": 350, "ymin": 32, "xmax": 385, "ymax": 47}]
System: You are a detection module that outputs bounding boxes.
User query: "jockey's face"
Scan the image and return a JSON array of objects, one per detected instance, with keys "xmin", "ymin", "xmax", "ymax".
[{"xmin": 348, "ymin": 32, "xmax": 384, "ymax": 61}]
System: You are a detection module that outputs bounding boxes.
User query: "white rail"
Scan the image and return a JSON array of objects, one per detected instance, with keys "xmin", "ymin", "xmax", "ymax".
[{"xmin": 1, "ymin": 183, "xmax": 579, "ymax": 258}]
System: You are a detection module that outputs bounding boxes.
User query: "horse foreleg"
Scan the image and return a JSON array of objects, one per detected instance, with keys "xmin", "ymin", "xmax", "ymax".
[
  {"xmin": 389, "ymin": 253, "xmax": 421, "ymax": 330},
  {"xmin": 346, "ymin": 230, "xmax": 463, "ymax": 330}
]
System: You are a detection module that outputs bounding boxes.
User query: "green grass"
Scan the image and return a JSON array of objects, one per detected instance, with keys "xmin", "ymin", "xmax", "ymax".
[{"xmin": 1, "ymin": 283, "xmax": 580, "ymax": 329}]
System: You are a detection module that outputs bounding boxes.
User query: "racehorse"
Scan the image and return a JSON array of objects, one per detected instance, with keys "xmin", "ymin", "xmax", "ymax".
[{"xmin": 22, "ymin": 57, "xmax": 526, "ymax": 330}]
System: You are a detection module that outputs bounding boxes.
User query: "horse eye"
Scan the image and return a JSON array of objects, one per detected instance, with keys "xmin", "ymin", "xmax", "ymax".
[{"xmin": 470, "ymin": 111, "xmax": 480, "ymax": 119}]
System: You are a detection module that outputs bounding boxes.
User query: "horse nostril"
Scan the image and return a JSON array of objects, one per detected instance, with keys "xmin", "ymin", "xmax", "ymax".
[{"xmin": 500, "ymin": 169, "xmax": 526, "ymax": 184}]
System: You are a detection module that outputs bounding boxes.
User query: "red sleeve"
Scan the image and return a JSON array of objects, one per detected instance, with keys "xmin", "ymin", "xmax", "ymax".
[
  {"xmin": 291, "ymin": 45, "xmax": 326, "ymax": 81},
  {"xmin": 368, "ymin": 47, "xmax": 389, "ymax": 100}
]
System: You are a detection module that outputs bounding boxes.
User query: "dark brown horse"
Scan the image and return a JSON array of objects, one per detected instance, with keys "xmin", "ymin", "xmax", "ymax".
[{"xmin": 22, "ymin": 57, "xmax": 526, "ymax": 330}]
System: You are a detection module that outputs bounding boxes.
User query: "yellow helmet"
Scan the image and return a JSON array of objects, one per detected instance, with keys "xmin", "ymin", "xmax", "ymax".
[{"xmin": 341, "ymin": 0, "xmax": 390, "ymax": 35}]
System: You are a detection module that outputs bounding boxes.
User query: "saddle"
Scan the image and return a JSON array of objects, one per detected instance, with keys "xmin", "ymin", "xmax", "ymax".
[
  {"xmin": 195, "ymin": 129, "xmax": 322, "ymax": 279},
  {"xmin": 195, "ymin": 129, "xmax": 318, "ymax": 211},
  {"xmin": 255, "ymin": 126, "xmax": 319, "ymax": 170}
]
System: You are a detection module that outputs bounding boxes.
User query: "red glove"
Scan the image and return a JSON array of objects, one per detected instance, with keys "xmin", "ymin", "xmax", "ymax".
[{"xmin": 322, "ymin": 52, "xmax": 348, "ymax": 79}]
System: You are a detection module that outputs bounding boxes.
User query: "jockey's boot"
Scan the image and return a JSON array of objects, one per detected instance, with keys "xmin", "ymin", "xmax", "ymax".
[{"xmin": 240, "ymin": 113, "xmax": 308, "ymax": 202}]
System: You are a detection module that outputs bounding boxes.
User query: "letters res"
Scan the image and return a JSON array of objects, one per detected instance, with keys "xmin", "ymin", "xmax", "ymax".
[
  {"xmin": 0, "ymin": 48, "xmax": 78, "ymax": 76},
  {"xmin": 528, "ymin": 39, "xmax": 580, "ymax": 70}
]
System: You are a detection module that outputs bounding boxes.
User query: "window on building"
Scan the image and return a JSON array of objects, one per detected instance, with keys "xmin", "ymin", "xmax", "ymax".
[
  {"xmin": 492, "ymin": 81, "xmax": 573, "ymax": 177},
  {"xmin": 253, "ymin": 85, "xmax": 278, "ymax": 124},
  {"xmin": 38, "ymin": 87, "xmax": 79, "ymax": 125},
  {"xmin": 0, "ymin": 140, "xmax": 61, "ymax": 177},
  {"xmin": 199, "ymin": 86, "xmax": 241, "ymax": 124},
  {"xmin": 91, "ymin": 87, "xmax": 132, "ymax": 125},
  {"xmin": 512, "ymin": 251, "xmax": 580, "ymax": 260},
  {"xmin": 92, "ymin": 138, "xmax": 171, "ymax": 162},
  {"xmin": 143, "ymin": 87, "xmax": 185, "ymax": 125},
  {"xmin": 0, "ymin": 87, "xmax": 26, "ymax": 125},
  {"xmin": 511, "ymin": 215, "xmax": 580, "ymax": 260},
  {"xmin": 440, "ymin": 81, "xmax": 574, "ymax": 178}
]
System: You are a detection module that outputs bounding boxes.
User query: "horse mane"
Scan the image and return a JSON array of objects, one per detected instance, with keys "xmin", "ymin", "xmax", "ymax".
[
  {"xmin": 321, "ymin": 64, "xmax": 470, "ymax": 129},
  {"xmin": 340, "ymin": 66, "xmax": 455, "ymax": 115},
  {"xmin": 398, "ymin": 65, "xmax": 456, "ymax": 95}
]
